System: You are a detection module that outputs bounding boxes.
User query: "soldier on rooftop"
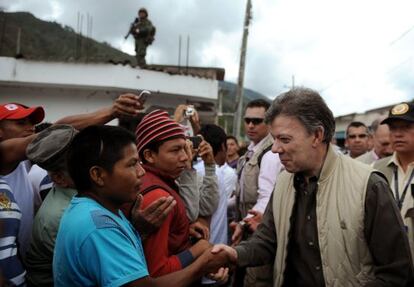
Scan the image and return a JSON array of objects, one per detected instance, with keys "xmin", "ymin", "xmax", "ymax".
[{"xmin": 126, "ymin": 8, "xmax": 156, "ymax": 67}]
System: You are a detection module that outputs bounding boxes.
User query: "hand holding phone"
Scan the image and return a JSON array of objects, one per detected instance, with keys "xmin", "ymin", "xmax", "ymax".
[
  {"xmin": 188, "ymin": 135, "xmax": 203, "ymax": 149},
  {"xmin": 138, "ymin": 90, "xmax": 151, "ymax": 104}
]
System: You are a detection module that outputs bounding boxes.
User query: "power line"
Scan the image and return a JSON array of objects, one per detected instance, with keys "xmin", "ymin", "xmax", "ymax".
[{"xmin": 389, "ymin": 23, "xmax": 414, "ymax": 46}]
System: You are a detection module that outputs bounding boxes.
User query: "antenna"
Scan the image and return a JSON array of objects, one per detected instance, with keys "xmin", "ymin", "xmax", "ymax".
[
  {"xmin": 89, "ymin": 15, "xmax": 93, "ymax": 38},
  {"xmin": 79, "ymin": 13, "xmax": 83, "ymax": 59},
  {"xmin": 186, "ymin": 35, "xmax": 190, "ymax": 72},
  {"xmin": 86, "ymin": 13, "xmax": 89, "ymax": 61},
  {"xmin": 178, "ymin": 35, "xmax": 182, "ymax": 67},
  {"xmin": 76, "ymin": 12, "xmax": 80, "ymax": 59}
]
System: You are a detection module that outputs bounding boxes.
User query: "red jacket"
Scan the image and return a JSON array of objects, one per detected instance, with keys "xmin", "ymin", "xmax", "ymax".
[{"xmin": 123, "ymin": 166, "xmax": 192, "ymax": 276}]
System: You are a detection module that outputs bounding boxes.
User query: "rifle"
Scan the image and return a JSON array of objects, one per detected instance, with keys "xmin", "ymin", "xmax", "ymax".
[{"xmin": 124, "ymin": 18, "xmax": 139, "ymax": 39}]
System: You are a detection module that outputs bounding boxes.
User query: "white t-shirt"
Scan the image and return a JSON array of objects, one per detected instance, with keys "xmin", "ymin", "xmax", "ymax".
[
  {"xmin": 195, "ymin": 161, "xmax": 237, "ymax": 284},
  {"xmin": 194, "ymin": 161, "xmax": 237, "ymax": 244}
]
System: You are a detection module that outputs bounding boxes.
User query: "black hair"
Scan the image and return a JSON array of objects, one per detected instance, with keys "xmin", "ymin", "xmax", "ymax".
[
  {"xmin": 199, "ymin": 124, "xmax": 227, "ymax": 156},
  {"xmin": 226, "ymin": 135, "xmax": 239, "ymax": 146},
  {"xmin": 118, "ymin": 113, "xmax": 146, "ymax": 133},
  {"xmin": 246, "ymin": 99, "xmax": 271, "ymax": 111},
  {"xmin": 67, "ymin": 125, "xmax": 135, "ymax": 192},
  {"xmin": 346, "ymin": 121, "xmax": 368, "ymax": 137}
]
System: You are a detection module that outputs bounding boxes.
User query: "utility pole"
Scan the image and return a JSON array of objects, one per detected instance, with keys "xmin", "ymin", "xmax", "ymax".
[
  {"xmin": 186, "ymin": 35, "xmax": 190, "ymax": 72},
  {"xmin": 178, "ymin": 35, "xmax": 182, "ymax": 67},
  {"xmin": 233, "ymin": 0, "xmax": 252, "ymax": 139}
]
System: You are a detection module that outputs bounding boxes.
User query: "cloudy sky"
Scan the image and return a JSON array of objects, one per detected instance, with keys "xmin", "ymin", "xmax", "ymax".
[{"xmin": 2, "ymin": 0, "xmax": 414, "ymax": 116}]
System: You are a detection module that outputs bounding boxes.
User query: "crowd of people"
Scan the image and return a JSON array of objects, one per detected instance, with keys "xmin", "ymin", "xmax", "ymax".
[{"xmin": 1, "ymin": 87, "xmax": 414, "ymax": 286}]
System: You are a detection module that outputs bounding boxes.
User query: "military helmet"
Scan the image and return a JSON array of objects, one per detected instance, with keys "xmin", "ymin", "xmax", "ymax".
[{"xmin": 138, "ymin": 8, "xmax": 148, "ymax": 17}]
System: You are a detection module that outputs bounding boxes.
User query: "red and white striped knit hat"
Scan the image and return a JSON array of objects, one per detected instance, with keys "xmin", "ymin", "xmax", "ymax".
[{"xmin": 135, "ymin": 109, "xmax": 185, "ymax": 156}]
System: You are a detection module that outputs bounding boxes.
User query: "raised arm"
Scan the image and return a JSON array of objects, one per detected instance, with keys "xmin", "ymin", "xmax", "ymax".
[
  {"xmin": 0, "ymin": 134, "xmax": 36, "ymax": 174},
  {"xmin": 55, "ymin": 93, "xmax": 144, "ymax": 130},
  {"xmin": 1, "ymin": 93, "xmax": 144, "ymax": 175}
]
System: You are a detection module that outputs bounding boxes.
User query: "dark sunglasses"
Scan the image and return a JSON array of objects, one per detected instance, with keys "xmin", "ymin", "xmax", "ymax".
[{"xmin": 244, "ymin": 117, "xmax": 264, "ymax": 125}]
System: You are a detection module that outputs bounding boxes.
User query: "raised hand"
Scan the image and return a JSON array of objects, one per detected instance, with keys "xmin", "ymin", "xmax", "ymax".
[
  {"xmin": 173, "ymin": 104, "xmax": 188, "ymax": 123},
  {"xmin": 131, "ymin": 194, "xmax": 176, "ymax": 239},
  {"xmin": 189, "ymin": 218, "xmax": 210, "ymax": 240},
  {"xmin": 189, "ymin": 109, "xmax": 201, "ymax": 135},
  {"xmin": 111, "ymin": 93, "xmax": 145, "ymax": 118},
  {"xmin": 198, "ymin": 140, "xmax": 215, "ymax": 165}
]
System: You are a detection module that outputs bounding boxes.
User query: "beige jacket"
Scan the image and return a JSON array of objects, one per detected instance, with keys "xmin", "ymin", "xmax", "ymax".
[
  {"xmin": 235, "ymin": 133, "xmax": 274, "ymax": 220},
  {"xmin": 356, "ymin": 150, "xmax": 378, "ymax": 166},
  {"xmin": 273, "ymin": 145, "xmax": 376, "ymax": 286}
]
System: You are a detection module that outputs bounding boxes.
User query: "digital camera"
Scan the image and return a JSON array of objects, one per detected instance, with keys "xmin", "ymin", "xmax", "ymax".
[{"xmin": 184, "ymin": 105, "xmax": 195, "ymax": 117}]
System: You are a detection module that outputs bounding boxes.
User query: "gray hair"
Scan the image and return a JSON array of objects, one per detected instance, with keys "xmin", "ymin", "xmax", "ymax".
[
  {"xmin": 265, "ymin": 87, "xmax": 335, "ymax": 144},
  {"xmin": 370, "ymin": 116, "xmax": 387, "ymax": 133}
]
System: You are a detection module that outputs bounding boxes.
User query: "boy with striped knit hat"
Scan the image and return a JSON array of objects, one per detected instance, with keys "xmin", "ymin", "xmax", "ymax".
[{"xmin": 132, "ymin": 110, "xmax": 212, "ymax": 277}]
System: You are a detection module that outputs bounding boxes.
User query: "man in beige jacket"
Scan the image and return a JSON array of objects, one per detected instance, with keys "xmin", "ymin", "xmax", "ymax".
[{"xmin": 211, "ymin": 88, "xmax": 413, "ymax": 287}]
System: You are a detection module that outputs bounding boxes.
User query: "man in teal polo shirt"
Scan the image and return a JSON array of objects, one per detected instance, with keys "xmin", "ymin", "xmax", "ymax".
[{"xmin": 53, "ymin": 125, "xmax": 230, "ymax": 286}]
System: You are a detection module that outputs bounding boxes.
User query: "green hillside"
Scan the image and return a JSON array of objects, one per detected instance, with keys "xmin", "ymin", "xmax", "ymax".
[
  {"xmin": 0, "ymin": 11, "xmax": 135, "ymax": 63},
  {"xmin": 219, "ymin": 81, "xmax": 269, "ymax": 110}
]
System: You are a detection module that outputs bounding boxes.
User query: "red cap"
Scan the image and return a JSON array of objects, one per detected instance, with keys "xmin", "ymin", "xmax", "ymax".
[{"xmin": 0, "ymin": 103, "xmax": 45, "ymax": 124}]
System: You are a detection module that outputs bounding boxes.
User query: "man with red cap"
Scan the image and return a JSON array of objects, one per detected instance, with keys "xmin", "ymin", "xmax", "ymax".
[
  {"xmin": 0, "ymin": 103, "xmax": 45, "ymax": 141},
  {"xmin": 0, "ymin": 103, "xmax": 46, "ymax": 260},
  {"xmin": 133, "ymin": 109, "xmax": 212, "ymax": 277},
  {"xmin": 0, "ymin": 94, "xmax": 147, "ymax": 261}
]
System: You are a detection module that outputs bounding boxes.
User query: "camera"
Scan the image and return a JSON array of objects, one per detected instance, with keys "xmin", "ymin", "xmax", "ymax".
[{"xmin": 184, "ymin": 105, "xmax": 195, "ymax": 118}]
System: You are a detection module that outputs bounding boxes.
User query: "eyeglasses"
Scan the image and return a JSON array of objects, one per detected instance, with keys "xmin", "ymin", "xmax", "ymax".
[{"xmin": 244, "ymin": 118, "xmax": 264, "ymax": 125}]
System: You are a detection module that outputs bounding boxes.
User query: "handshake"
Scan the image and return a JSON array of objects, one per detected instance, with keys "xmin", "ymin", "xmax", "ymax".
[{"xmin": 196, "ymin": 244, "xmax": 238, "ymax": 282}]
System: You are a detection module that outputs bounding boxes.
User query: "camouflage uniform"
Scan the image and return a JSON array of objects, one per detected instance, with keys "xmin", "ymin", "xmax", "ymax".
[{"xmin": 132, "ymin": 18, "xmax": 154, "ymax": 67}]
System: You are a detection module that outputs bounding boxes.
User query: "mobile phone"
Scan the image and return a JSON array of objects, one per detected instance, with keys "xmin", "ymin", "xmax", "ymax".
[
  {"xmin": 189, "ymin": 136, "xmax": 202, "ymax": 149},
  {"xmin": 138, "ymin": 90, "xmax": 151, "ymax": 104}
]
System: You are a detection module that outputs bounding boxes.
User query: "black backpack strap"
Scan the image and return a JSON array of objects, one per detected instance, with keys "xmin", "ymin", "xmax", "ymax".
[{"xmin": 257, "ymin": 144, "xmax": 273, "ymax": 168}]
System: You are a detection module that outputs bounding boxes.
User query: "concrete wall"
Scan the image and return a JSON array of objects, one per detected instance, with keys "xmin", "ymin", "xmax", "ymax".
[
  {"xmin": 0, "ymin": 57, "xmax": 220, "ymax": 124},
  {"xmin": 0, "ymin": 57, "xmax": 219, "ymax": 100},
  {"xmin": 0, "ymin": 85, "xmax": 216, "ymax": 124}
]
